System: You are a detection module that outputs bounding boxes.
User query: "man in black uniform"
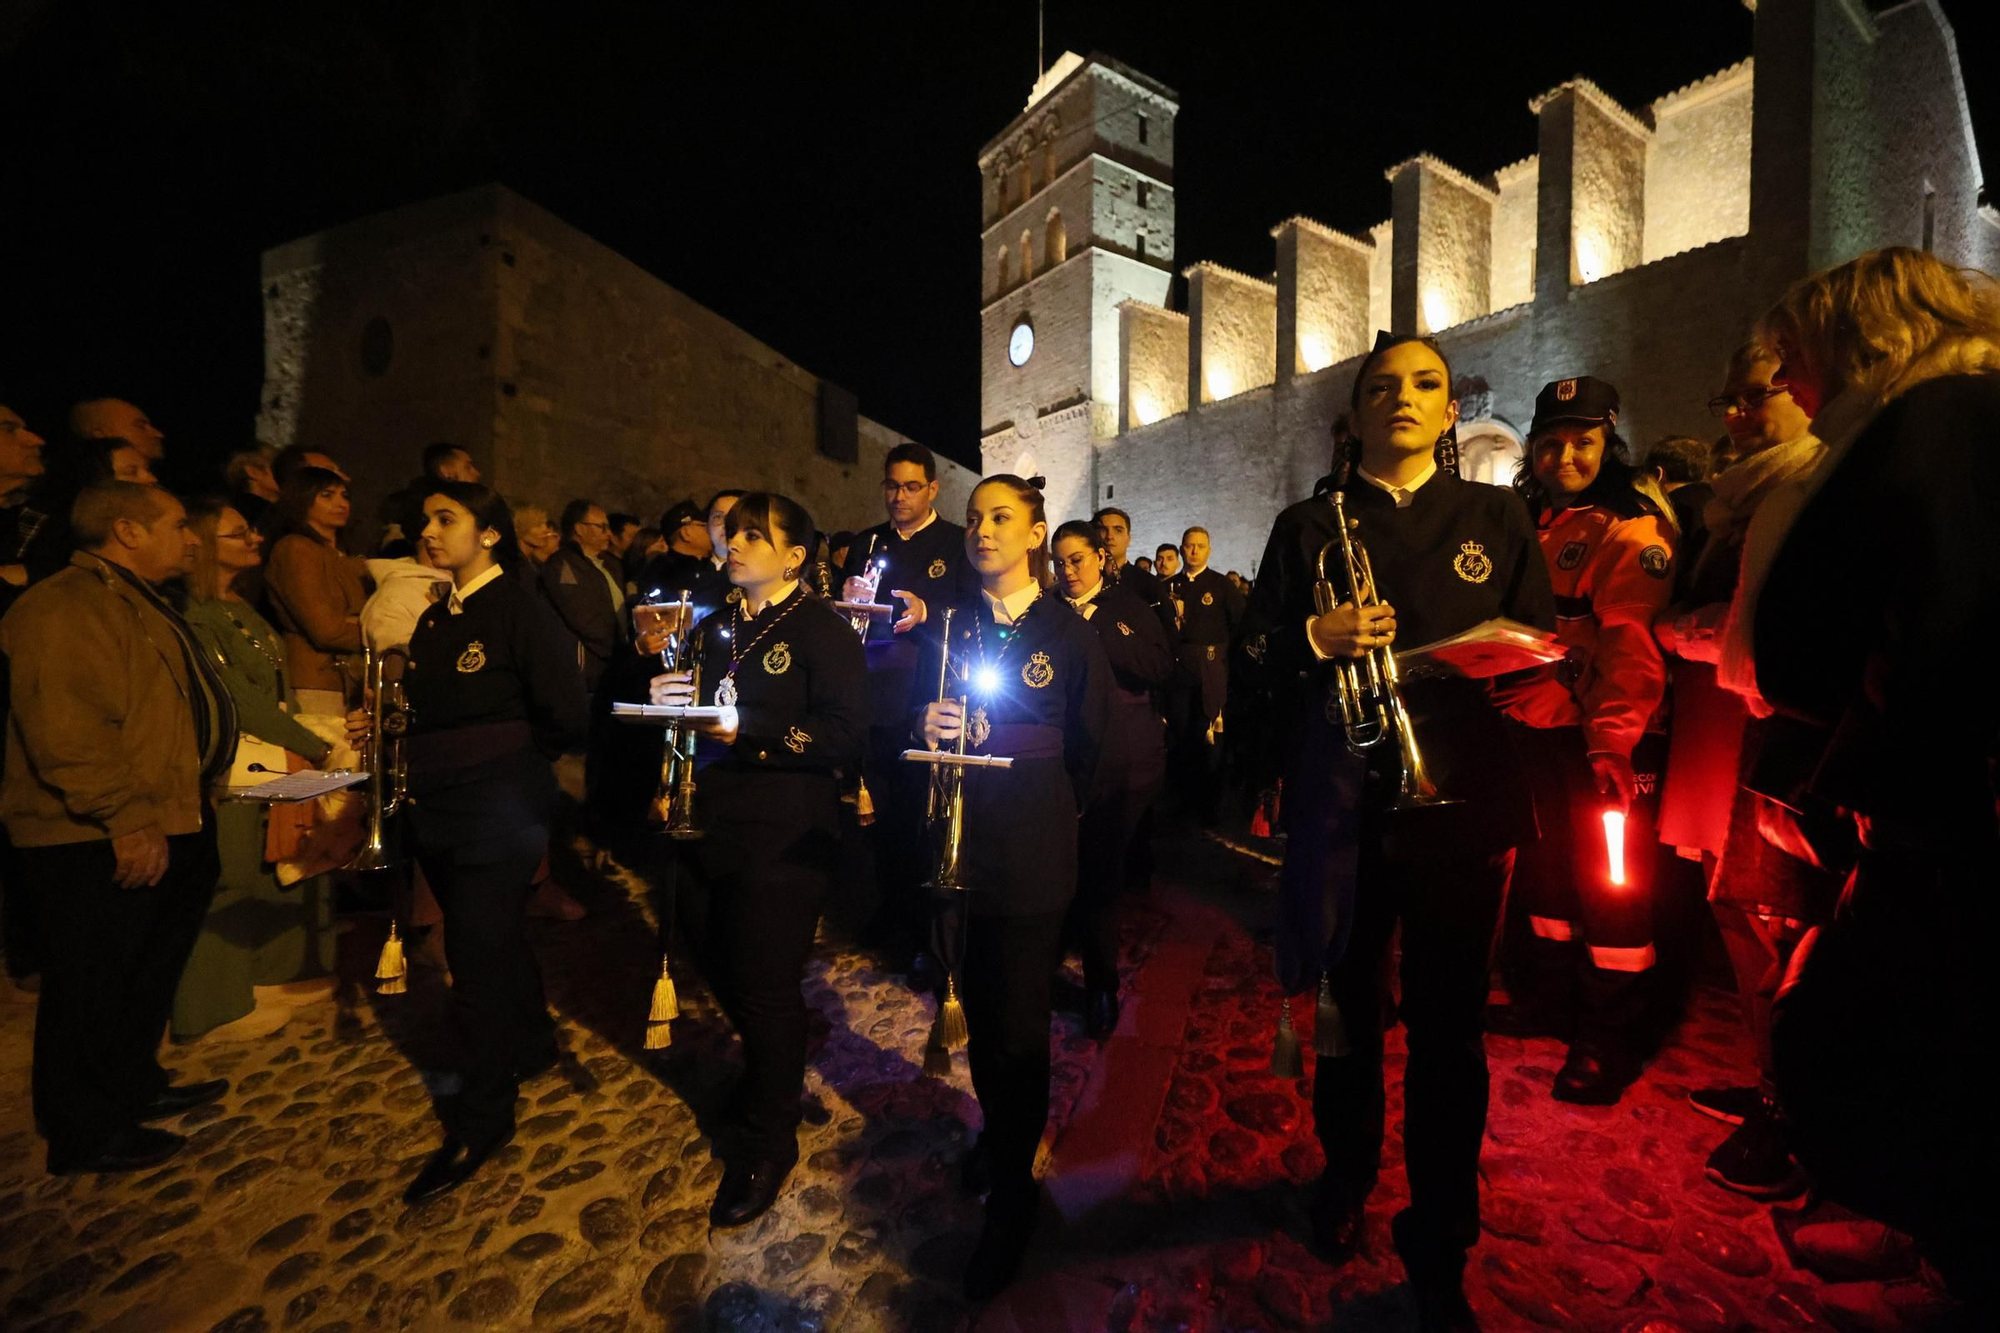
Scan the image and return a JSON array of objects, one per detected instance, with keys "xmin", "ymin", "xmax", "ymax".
[
  {"xmin": 1248, "ymin": 333, "xmax": 1554, "ymax": 1331},
  {"xmin": 1166, "ymin": 526, "xmax": 1244, "ymax": 823},
  {"xmin": 840, "ymin": 442, "xmax": 980, "ymax": 977},
  {"xmin": 1153, "ymin": 543, "xmax": 1180, "ymax": 581}
]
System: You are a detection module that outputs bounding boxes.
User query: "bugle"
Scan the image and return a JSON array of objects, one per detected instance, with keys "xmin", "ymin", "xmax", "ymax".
[
  {"xmin": 1313, "ymin": 491, "xmax": 1453, "ymax": 809},
  {"xmin": 349, "ymin": 643, "xmax": 411, "ymax": 872},
  {"xmin": 635, "ymin": 591, "xmax": 705, "ymax": 840}
]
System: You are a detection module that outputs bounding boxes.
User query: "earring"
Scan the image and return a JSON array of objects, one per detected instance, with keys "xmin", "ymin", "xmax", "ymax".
[
  {"xmin": 482, "ymin": 538, "xmax": 495, "ymax": 548},
  {"xmin": 783, "ymin": 567, "xmax": 799, "ymax": 580}
]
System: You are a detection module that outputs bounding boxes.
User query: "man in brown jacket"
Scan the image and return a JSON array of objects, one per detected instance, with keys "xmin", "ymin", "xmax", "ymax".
[{"xmin": 2, "ymin": 482, "xmax": 237, "ymax": 1173}]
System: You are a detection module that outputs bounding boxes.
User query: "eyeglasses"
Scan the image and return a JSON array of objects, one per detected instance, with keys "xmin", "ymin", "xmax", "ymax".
[
  {"xmin": 883, "ymin": 481, "xmax": 929, "ymax": 497},
  {"xmin": 1706, "ymin": 384, "xmax": 1791, "ymax": 417},
  {"xmin": 217, "ymin": 528, "xmax": 256, "ymax": 542}
]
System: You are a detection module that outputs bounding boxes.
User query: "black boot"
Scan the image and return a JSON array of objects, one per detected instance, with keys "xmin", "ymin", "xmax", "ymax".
[
  {"xmin": 1309, "ymin": 1173, "xmax": 1369, "ymax": 1264},
  {"xmin": 709, "ymin": 1156, "xmax": 795, "ymax": 1227},
  {"xmin": 1392, "ymin": 1209, "xmax": 1479, "ymax": 1333},
  {"xmin": 1552, "ymin": 962, "xmax": 1649, "ymax": 1105},
  {"xmin": 963, "ymin": 1180, "xmax": 1038, "ymax": 1301},
  {"xmin": 405, "ymin": 1129, "xmax": 513, "ymax": 1203}
]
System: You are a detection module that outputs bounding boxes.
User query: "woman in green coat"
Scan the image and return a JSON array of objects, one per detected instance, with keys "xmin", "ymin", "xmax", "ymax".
[{"xmin": 172, "ymin": 499, "xmax": 361, "ymax": 1041}]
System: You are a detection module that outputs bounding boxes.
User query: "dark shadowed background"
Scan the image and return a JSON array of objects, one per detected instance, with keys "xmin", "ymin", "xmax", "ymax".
[{"xmin": 1, "ymin": 0, "xmax": 1993, "ymax": 481}]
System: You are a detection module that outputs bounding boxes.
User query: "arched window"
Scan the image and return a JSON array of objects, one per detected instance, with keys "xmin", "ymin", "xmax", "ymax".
[
  {"xmin": 1018, "ymin": 161, "xmax": 1032, "ymax": 205},
  {"xmin": 1044, "ymin": 140, "xmax": 1057, "ymax": 187},
  {"xmin": 1045, "ymin": 210, "xmax": 1066, "ymax": 266},
  {"xmin": 1020, "ymin": 231, "xmax": 1034, "ymax": 283},
  {"xmin": 997, "ymin": 247, "xmax": 1011, "ymax": 292}
]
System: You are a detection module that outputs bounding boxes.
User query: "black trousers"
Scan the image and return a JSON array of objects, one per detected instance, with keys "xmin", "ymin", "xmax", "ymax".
[
  {"xmin": 1069, "ymin": 753, "xmax": 1163, "ymax": 991},
  {"xmin": 1, "ymin": 826, "xmax": 40, "ymax": 979},
  {"xmin": 419, "ymin": 845, "xmax": 555, "ymax": 1148},
  {"xmin": 962, "ymin": 909, "xmax": 1068, "ymax": 1200},
  {"xmin": 24, "ymin": 819, "xmax": 219, "ymax": 1158},
  {"xmin": 1314, "ymin": 817, "xmax": 1513, "ymax": 1268},
  {"xmin": 680, "ymin": 805, "xmax": 838, "ymax": 1164},
  {"xmin": 860, "ymin": 724, "xmax": 927, "ymax": 949}
]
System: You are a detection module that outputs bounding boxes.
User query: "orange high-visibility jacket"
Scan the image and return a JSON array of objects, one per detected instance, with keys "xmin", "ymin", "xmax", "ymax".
[{"xmin": 1511, "ymin": 503, "xmax": 1676, "ymax": 757}]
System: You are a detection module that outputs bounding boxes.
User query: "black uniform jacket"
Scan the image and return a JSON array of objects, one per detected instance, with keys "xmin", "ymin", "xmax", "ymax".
[
  {"xmin": 403, "ymin": 568, "xmax": 591, "ymax": 863},
  {"xmin": 1754, "ymin": 375, "xmax": 2000, "ymax": 839},
  {"xmin": 1247, "ymin": 472, "xmax": 1555, "ymax": 990},
  {"xmin": 1112, "ymin": 560, "xmax": 1175, "ymax": 636},
  {"xmin": 685, "ymin": 587, "xmax": 868, "ymax": 833},
  {"xmin": 841, "ymin": 514, "xmax": 982, "ymax": 729},
  {"xmin": 913, "ymin": 593, "xmax": 1111, "ymax": 917},
  {"xmin": 1168, "ymin": 566, "xmax": 1246, "ymax": 721},
  {"xmin": 1076, "ymin": 581, "xmax": 1174, "ymax": 801}
]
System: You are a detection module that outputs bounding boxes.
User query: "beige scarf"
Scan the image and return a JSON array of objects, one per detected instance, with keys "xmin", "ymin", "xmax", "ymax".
[{"xmin": 1715, "ymin": 387, "xmax": 1879, "ymax": 713}]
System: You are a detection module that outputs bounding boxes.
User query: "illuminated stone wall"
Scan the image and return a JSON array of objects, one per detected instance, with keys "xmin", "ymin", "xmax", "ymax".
[
  {"xmin": 259, "ymin": 185, "xmax": 973, "ymax": 545},
  {"xmin": 1066, "ymin": 0, "xmax": 2000, "ymax": 574},
  {"xmin": 1388, "ymin": 156, "xmax": 1496, "ymax": 334},
  {"xmin": 1119, "ymin": 300, "xmax": 1188, "ymax": 430},
  {"xmin": 1187, "ymin": 262, "xmax": 1277, "ymax": 406},
  {"xmin": 1645, "ymin": 62, "xmax": 1753, "ymax": 263},
  {"xmin": 1273, "ymin": 217, "xmax": 1371, "ymax": 379},
  {"xmin": 1490, "ymin": 158, "xmax": 1539, "ymax": 311}
]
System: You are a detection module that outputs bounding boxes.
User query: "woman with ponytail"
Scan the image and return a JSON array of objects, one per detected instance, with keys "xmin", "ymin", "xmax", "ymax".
[
  {"xmin": 914, "ymin": 474, "xmax": 1110, "ymax": 1299},
  {"xmin": 1246, "ymin": 333, "xmax": 1554, "ymax": 1330}
]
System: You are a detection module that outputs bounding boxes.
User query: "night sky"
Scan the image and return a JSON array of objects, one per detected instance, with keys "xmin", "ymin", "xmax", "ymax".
[{"xmin": 2, "ymin": 0, "xmax": 1995, "ymax": 484}]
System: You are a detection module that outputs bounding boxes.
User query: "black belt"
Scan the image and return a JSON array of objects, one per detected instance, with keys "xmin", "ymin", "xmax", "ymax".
[
  {"xmin": 406, "ymin": 720, "xmax": 535, "ymax": 775},
  {"xmin": 1554, "ymin": 594, "xmax": 1593, "ymax": 620},
  {"xmin": 977, "ymin": 723, "xmax": 1063, "ymax": 761}
]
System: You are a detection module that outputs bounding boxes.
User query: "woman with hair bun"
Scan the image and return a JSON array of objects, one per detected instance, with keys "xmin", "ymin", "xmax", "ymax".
[
  {"xmin": 1245, "ymin": 333, "xmax": 1554, "ymax": 1330},
  {"xmin": 647, "ymin": 491, "xmax": 868, "ymax": 1229},
  {"xmin": 915, "ymin": 474, "xmax": 1110, "ymax": 1300},
  {"xmin": 397, "ymin": 482, "xmax": 590, "ymax": 1205}
]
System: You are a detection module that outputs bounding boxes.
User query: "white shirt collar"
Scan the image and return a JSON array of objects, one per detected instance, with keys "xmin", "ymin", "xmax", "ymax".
[
  {"xmin": 1355, "ymin": 459, "xmax": 1437, "ymax": 508},
  {"xmin": 743, "ymin": 579, "xmax": 799, "ymax": 618},
  {"xmin": 983, "ymin": 581, "xmax": 1041, "ymax": 626},
  {"xmin": 892, "ymin": 509, "xmax": 938, "ymax": 540},
  {"xmin": 447, "ymin": 563, "xmax": 505, "ymax": 614},
  {"xmin": 1067, "ymin": 577, "xmax": 1104, "ymax": 608}
]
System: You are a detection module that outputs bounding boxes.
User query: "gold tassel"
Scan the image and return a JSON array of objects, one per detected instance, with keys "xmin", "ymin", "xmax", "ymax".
[
  {"xmin": 922, "ymin": 1024, "xmax": 954, "ymax": 1076},
  {"xmin": 1269, "ymin": 996, "xmax": 1303, "ymax": 1078},
  {"xmin": 1315, "ymin": 975, "xmax": 1351, "ymax": 1058},
  {"xmin": 854, "ymin": 777, "xmax": 876, "ymax": 826},
  {"xmin": 644, "ymin": 1019, "xmax": 674, "ymax": 1051},
  {"xmin": 374, "ymin": 921, "xmax": 408, "ymax": 996},
  {"xmin": 648, "ymin": 955, "xmax": 680, "ymax": 1022},
  {"xmin": 938, "ymin": 975, "xmax": 969, "ymax": 1049}
]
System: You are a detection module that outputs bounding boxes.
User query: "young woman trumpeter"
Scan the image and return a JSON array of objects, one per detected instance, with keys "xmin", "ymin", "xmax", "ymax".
[
  {"xmin": 646, "ymin": 492, "xmax": 868, "ymax": 1228},
  {"xmin": 916, "ymin": 476, "xmax": 1110, "ymax": 1300},
  {"xmin": 398, "ymin": 483, "xmax": 590, "ymax": 1204},
  {"xmin": 1246, "ymin": 334, "xmax": 1555, "ymax": 1333}
]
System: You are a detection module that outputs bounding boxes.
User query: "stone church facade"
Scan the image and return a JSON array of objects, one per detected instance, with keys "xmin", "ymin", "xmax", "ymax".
[
  {"xmin": 257, "ymin": 185, "xmax": 974, "ymax": 546},
  {"xmin": 980, "ymin": 0, "xmax": 2000, "ymax": 573}
]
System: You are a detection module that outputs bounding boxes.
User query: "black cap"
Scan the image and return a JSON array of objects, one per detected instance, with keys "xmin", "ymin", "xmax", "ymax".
[{"xmin": 1530, "ymin": 375, "xmax": 1620, "ymax": 436}]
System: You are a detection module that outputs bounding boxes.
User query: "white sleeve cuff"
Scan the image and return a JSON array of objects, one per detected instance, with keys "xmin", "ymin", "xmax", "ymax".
[{"xmin": 1305, "ymin": 617, "xmax": 1335, "ymax": 662}]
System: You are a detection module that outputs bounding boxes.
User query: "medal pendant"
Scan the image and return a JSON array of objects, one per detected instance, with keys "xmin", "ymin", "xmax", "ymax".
[
  {"xmin": 716, "ymin": 674, "xmax": 739, "ymax": 707},
  {"xmin": 967, "ymin": 705, "xmax": 992, "ymax": 749}
]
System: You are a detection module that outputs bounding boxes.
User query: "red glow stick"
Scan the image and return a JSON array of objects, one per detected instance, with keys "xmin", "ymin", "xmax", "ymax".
[{"xmin": 1602, "ymin": 808, "xmax": 1627, "ymax": 886}]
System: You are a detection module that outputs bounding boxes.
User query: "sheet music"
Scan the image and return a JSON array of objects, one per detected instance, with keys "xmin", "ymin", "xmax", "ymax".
[{"xmin": 222, "ymin": 769, "xmax": 370, "ymax": 803}]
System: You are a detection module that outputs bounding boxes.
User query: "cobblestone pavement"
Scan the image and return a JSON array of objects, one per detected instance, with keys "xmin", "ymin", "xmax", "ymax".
[{"xmin": 0, "ymin": 829, "xmax": 1965, "ymax": 1333}]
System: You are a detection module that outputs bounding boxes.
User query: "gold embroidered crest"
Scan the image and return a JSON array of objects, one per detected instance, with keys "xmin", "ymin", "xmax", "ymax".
[
  {"xmin": 1022, "ymin": 651, "xmax": 1055, "ymax": 689},
  {"xmin": 1117, "ymin": 621, "xmax": 1132, "ymax": 636},
  {"xmin": 1201, "ymin": 591, "xmax": 1214, "ymax": 606},
  {"xmin": 1453, "ymin": 541, "xmax": 1493, "ymax": 584},
  {"xmin": 726, "ymin": 587, "xmax": 744, "ymax": 604},
  {"xmin": 927, "ymin": 557, "xmax": 947, "ymax": 579},
  {"xmin": 1556, "ymin": 378, "xmax": 1578, "ymax": 401},
  {"xmin": 763, "ymin": 642, "xmax": 792, "ymax": 675},
  {"xmin": 783, "ymin": 725, "xmax": 811, "ymax": 754},
  {"xmin": 967, "ymin": 704, "xmax": 992, "ymax": 748},
  {"xmin": 456, "ymin": 641, "xmax": 487, "ymax": 673}
]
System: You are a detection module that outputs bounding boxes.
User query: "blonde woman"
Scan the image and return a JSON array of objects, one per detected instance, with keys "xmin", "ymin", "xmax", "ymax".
[
  {"xmin": 1745, "ymin": 247, "xmax": 1998, "ymax": 1305},
  {"xmin": 174, "ymin": 499, "xmax": 366, "ymax": 1041}
]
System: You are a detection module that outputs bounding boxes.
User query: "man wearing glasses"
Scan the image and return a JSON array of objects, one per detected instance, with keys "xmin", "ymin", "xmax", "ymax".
[
  {"xmin": 542, "ymin": 499, "xmax": 624, "ymax": 692},
  {"xmin": 840, "ymin": 443, "xmax": 979, "ymax": 985}
]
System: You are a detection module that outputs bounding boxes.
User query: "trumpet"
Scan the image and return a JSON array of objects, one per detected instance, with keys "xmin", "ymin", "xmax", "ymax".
[
  {"xmin": 350, "ymin": 643, "xmax": 411, "ymax": 872},
  {"xmin": 1313, "ymin": 491, "xmax": 1453, "ymax": 810},
  {"xmin": 635, "ymin": 591, "xmax": 704, "ymax": 840}
]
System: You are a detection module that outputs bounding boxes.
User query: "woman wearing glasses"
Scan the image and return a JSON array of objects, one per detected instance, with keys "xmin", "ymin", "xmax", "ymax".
[{"xmin": 1652, "ymin": 338, "xmax": 1838, "ymax": 1201}]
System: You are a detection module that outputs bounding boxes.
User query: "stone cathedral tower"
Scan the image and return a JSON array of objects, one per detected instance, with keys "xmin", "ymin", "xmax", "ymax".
[{"xmin": 978, "ymin": 52, "xmax": 1178, "ymax": 526}]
